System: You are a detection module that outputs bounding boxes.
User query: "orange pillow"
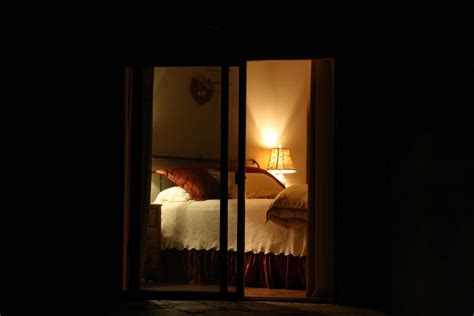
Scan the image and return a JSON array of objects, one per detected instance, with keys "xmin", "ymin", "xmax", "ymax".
[{"xmin": 155, "ymin": 166, "xmax": 220, "ymax": 201}]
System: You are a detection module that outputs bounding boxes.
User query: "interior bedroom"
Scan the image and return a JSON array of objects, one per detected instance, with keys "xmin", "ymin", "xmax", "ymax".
[{"xmin": 142, "ymin": 60, "xmax": 314, "ymax": 299}]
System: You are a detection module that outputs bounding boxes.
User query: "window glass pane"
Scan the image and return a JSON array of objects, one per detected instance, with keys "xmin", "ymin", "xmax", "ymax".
[{"xmin": 143, "ymin": 66, "xmax": 222, "ymax": 292}]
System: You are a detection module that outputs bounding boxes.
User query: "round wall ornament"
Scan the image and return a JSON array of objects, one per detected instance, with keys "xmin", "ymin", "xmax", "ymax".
[{"xmin": 190, "ymin": 76, "xmax": 213, "ymax": 105}]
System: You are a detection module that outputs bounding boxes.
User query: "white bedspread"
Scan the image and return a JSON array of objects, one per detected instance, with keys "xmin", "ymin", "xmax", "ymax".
[{"xmin": 159, "ymin": 199, "xmax": 307, "ymax": 256}]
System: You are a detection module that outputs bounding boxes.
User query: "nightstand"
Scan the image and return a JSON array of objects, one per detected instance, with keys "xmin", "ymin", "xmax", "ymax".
[{"xmin": 144, "ymin": 203, "xmax": 161, "ymax": 283}]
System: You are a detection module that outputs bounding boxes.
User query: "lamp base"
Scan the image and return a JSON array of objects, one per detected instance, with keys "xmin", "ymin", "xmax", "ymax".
[{"xmin": 268, "ymin": 170, "xmax": 287, "ymax": 187}]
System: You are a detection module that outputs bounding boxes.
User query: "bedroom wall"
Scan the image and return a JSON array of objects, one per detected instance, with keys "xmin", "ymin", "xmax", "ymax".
[
  {"xmin": 247, "ymin": 60, "xmax": 311, "ymax": 186},
  {"xmin": 151, "ymin": 67, "xmax": 240, "ymax": 201},
  {"xmin": 153, "ymin": 63, "xmax": 309, "ymax": 189},
  {"xmin": 151, "ymin": 67, "xmax": 239, "ymax": 201},
  {"xmin": 152, "ymin": 67, "xmax": 239, "ymax": 160}
]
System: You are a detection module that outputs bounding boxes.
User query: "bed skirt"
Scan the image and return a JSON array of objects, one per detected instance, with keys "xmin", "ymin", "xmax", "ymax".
[{"xmin": 158, "ymin": 248, "xmax": 306, "ymax": 290}]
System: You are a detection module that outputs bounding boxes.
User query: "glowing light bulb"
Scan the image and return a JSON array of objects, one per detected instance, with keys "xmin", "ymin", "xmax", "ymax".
[{"xmin": 262, "ymin": 129, "xmax": 278, "ymax": 148}]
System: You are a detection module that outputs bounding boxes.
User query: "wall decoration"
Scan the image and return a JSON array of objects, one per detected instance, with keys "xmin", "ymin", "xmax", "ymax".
[{"xmin": 190, "ymin": 76, "xmax": 215, "ymax": 105}]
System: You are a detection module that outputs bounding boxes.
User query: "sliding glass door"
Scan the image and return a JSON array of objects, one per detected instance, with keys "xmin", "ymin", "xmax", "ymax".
[{"xmin": 126, "ymin": 63, "xmax": 246, "ymax": 299}]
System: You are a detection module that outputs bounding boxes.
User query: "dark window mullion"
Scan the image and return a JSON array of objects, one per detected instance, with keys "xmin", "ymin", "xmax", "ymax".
[
  {"xmin": 236, "ymin": 62, "xmax": 246, "ymax": 298},
  {"xmin": 219, "ymin": 66, "xmax": 229, "ymax": 294}
]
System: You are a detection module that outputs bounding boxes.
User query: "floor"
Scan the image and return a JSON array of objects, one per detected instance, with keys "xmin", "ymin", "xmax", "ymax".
[
  {"xmin": 107, "ymin": 300, "xmax": 389, "ymax": 315},
  {"xmin": 245, "ymin": 287, "xmax": 307, "ymax": 300},
  {"xmin": 143, "ymin": 284, "xmax": 308, "ymax": 300}
]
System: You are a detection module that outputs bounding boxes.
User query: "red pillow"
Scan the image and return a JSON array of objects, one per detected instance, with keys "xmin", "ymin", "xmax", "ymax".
[{"xmin": 155, "ymin": 166, "xmax": 220, "ymax": 200}]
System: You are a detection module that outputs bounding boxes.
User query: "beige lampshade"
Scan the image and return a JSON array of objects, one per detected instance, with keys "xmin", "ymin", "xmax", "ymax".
[{"xmin": 267, "ymin": 146, "xmax": 296, "ymax": 174}]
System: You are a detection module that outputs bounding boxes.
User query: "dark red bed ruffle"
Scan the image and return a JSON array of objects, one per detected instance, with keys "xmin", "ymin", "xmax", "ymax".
[{"xmin": 158, "ymin": 249, "xmax": 306, "ymax": 289}]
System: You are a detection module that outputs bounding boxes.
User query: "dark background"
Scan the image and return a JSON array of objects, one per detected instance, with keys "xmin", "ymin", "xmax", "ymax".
[{"xmin": 3, "ymin": 9, "xmax": 473, "ymax": 315}]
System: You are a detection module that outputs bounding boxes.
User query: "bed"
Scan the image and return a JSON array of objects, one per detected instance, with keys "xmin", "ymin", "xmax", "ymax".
[{"xmin": 147, "ymin": 160, "xmax": 308, "ymax": 289}]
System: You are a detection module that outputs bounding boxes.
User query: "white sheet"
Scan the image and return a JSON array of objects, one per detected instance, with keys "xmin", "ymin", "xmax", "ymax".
[{"xmin": 159, "ymin": 199, "xmax": 307, "ymax": 256}]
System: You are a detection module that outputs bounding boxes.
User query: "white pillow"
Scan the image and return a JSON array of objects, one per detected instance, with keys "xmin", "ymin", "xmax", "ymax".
[
  {"xmin": 245, "ymin": 173, "xmax": 283, "ymax": 199},
  {"xmin": 266, "ymin": 184, "xmax": 308, "ymax": 229},
  {"xmin": 153, "ymin": 186, "xmax": 190, "ymax": 204}
]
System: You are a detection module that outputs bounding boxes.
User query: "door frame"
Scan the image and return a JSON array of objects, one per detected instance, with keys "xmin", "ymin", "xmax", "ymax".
[
  {"xmin": 307, "ymin": 59, "xmax": 335, "ymax": 298},
  {"xmin": 122, "ymin": 57, "xmax": 335, "ymax": 300}
]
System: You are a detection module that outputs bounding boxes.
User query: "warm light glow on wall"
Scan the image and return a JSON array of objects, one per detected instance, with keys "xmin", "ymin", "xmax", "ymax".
[
  {"xmin": 262, "ymin": 128, "xmax": 278, "ymax": 148},
  {"xmin": 247, "ymin": 60, "xmax": 311, "ymax": 187}
]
